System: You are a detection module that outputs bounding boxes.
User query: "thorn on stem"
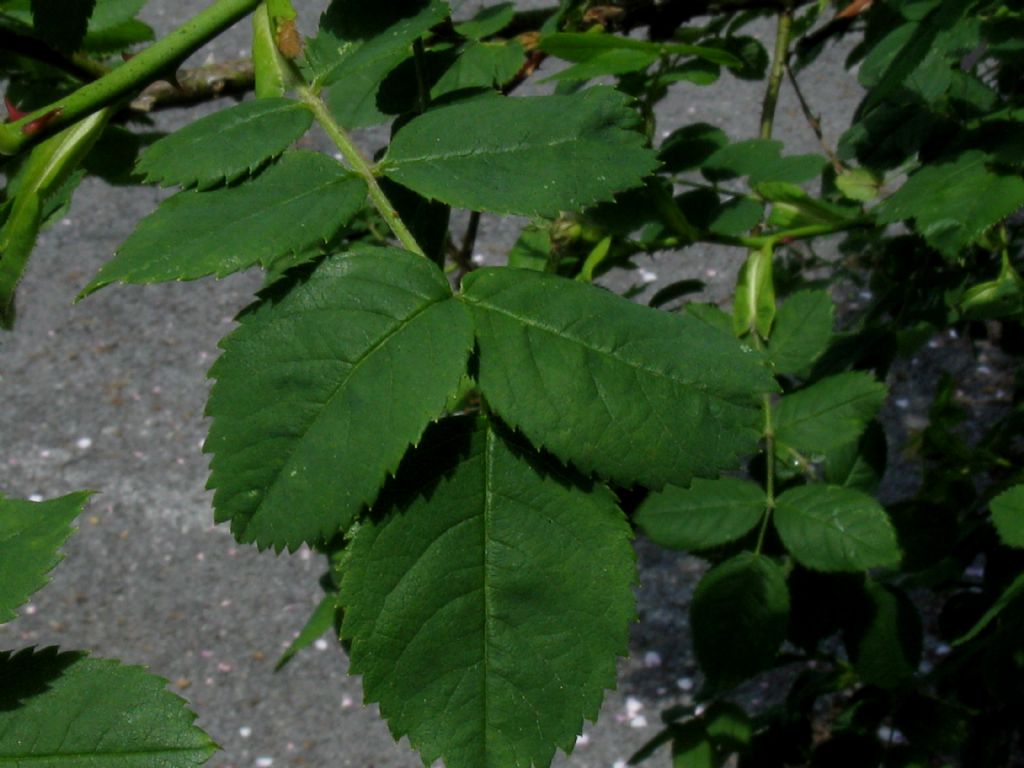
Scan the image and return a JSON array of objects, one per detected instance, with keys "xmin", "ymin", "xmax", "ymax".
[
  {"xmin": 22, "ymin": 108, "xmax": 63, "ymax": 136},
  {"xmin": 4, "ymin": 95, "xmax": 26, "ymax": 122}
]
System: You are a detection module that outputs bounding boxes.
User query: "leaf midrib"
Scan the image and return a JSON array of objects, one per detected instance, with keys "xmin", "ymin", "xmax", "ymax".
[
  {"xmin": 246, "ymin": 293, "xmax": 451, "ymax": 537},
  {"xmin": 462, "ymin": 293, "xmax": 752, "ymax": 399}
]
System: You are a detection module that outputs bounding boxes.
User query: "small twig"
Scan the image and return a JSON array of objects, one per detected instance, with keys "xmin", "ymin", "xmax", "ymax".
[
  {"xmin": 129, "ymin": 59, "xmax": 255, "ymax": 112},
  {"xmin": 785, "ymin": 61, "xmax": 844, "ymax": 173},
  {"xmin": 453, "ymin": 211, "xmax": 481, "ymax": 277}
]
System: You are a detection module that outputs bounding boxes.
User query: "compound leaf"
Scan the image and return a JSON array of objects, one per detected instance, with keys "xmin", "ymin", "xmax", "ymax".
[
  {"xmin": 774, "ymin": 484, "xmax": 901, "ymax": 572},
  {"xmin": 0, "ymin": 491, "xmax": 90, "ymax": 623},
  {"xmin": 774, "ymin": 371, "xmax": 886, "ymax": 456},
  {"xmin": 135, "ymin": 98, "xmax": 314, "ymax": 189},
  {"xmin": 461, "ymin": 268, "xmax": 775, "ymax": 488},
  {"xmin": 0, "ymin": 648, "xmax": 216, "ymax": 765},
  {"xmin": 691, "ymin": 552, "xmax": 789, "ymax": 689},
  {"xmin": 381, "ymin": 88, "xmax": 659, "ymax": 216},
  {"xmin": 991, "ymin": 485, "xmax": 1024, "ymax": 549},
  {"xmin": 875, "ymin": 150, "xmax": 1024, "ymax": 259},
  {"xmin": 636, "ymin": 478, "xmax": 765, "ymax": 551},
  {"xmin": 340, "ymin": 416, "xmax": 635, "ymax": 768},
  {"xmin": 81, "ymin": 152, "xmax": 366, "ymax": 295},
  {"xmin": 205, "ymin": 247, "xmax": 473, "ymax": 552},
  {"xmin": 767, "ymin": 289, "xmax": 834, "ymax": 375}
]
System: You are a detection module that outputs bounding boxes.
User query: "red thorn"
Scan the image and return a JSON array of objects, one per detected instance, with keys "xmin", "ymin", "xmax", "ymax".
[
  {"xmin": 121, "ymin": 51, "xmax": 136, "ymax": 61},
  {"xmin": 4, "ymin": 96, "xmax": 27, "ymax": 122},
  {"xmin": 779, "ymin": 236, "xmax": 795, "ymax": 246},
  {"xmin": 21, "ymin": 108, "xmax": 63, "ymax": 136}
]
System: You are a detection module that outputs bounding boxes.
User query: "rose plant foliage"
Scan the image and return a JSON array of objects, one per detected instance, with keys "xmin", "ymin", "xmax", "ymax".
[{"xmin": 1, "ymin": 0, "xmax": 1023, "ymax": 765}]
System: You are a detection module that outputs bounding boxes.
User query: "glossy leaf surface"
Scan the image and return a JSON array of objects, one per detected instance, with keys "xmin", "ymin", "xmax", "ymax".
[
  {"xmin": 0, "ymin": 648, "xmax": 216, "ymax": 765},
  {"xmin": 876, "ymin": 150, "xmax": 1024, "ymax": 258},
  {"xmin": 206, "ymin": 247, "xmax": 473, "ymax": 551},
  {"xmin": 461, "ymin": 267, "xmax": 775, "ymax": 488},
  {"xmin": 774, "ymin": 484, "xmax": 901, "ymax": 571},
  {"xmin": 636, "ymin": 478, "xmax": 765, "ymax": 551},
  {"xmin": 0, "ymin": 491, "xmax": 90, "ymax": 623},
  {"xmin": 340, "ymin": 417, "xmax": 635, "ymax": 768},
  {"xmin": 774, "ymin": 372, "xmax": 886, "ymax": 455},
  {"xmin": 82, "ymin": 152, "xmax": 366, "ymax": 294},
  {"xmin": 135, "ymin": 98, "xmax": 313, "ymax": 189},
  {"xmin": 767, "ymin": 290, "xmax": 834, "ymax": 375},
  {"xmin": 382, "ymin": 88, "xmax": 659, "ymax": 216}
]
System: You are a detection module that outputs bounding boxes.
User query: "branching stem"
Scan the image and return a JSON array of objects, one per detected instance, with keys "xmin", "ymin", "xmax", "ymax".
[
  {"xmin": 300, "ymin": 88, "xmax": 425, "ymax": 257},
  {"xmin": 0, "ymin": 0, "xmax": 262, "ymax": 155}
]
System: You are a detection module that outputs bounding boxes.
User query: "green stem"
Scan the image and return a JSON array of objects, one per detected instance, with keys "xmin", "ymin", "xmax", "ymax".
[
  {"xmin": 300, "ymin": 87, "xmax": 425, "ymax": 257},
  {"xmin": 759, "ymin": 3, "xmax": 794, "ymax": 140},
  {"xmin": 0, "ymin": 0, "xmax": 262, "ymax": 155},
  {"xmin": 715, "ymin": 220, "xmax": 864, "ymax": 250}
]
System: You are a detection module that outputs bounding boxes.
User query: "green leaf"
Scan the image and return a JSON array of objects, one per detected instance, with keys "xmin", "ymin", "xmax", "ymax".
[
  {"xmin": 431, "ymin": 40, "xmax": 524, "ymax": 97},
  {"xmin": 774, "ymin": 485, "xmax": 901, "ymax": 571},
  {"xmin": 0, "ymin": 648, "xmax": 216, "ymax": 765},
  {"xmin": 774, "ymin": 372, "xmax": 887, "ymax": 455},
  {"xmin": 205, "ymin": 247, "xmax": 473, "ymax": 552},
  {"xmin": 691, "ymin": 552, "xmax": 789, "ymax": 689},
  {"xmin": 702, "ymin": 139, "xmax": 826, "ymax": 185},
  {"xmin": 540, "ymin": 32, "xmax": 741, "ymax": 68},
  {"xmin": 30, "ymin": 0, "xmax": 94, "ymax": 50},
  {"xmin": 858, "ymin": 0, "xmax": 975, "ymax": 114},
  {"xmin": 708, "ymin": 197, "xmax": 764, "ymax": 237},
  {"xmin": 82, "ymin": 0, "xmax": 152, "ymax": 50},
  {"xmin": 339, "ymin": 416, "xmax": 635, "ymax": 768},
  {"xmin": 836, "ymin": 167, "xmax": 882, "ymax": 202},
  {"xmin": 81, "ymin": 152, "xmax": 366, "ymax": 295},
  {"xmin": 845, "ymin": 581, "xmax": 922, "ymax": 688},
  {"xmin": 0, "ymin": 491, "xmax": 90, "ymax": 623},
  {"xmin": 461, "ymin": 267, "xmax": 775, "ymax": 488},
  {"xmin": 703, "ymin": 701, "xmax": 752, "ymax": 753},
  {"xmin": 636, "ymin": 478, "xmax": 765, "ymax": 551},
  {"xmin": 875, "ymin": 150, "xmax": 1024, "ymax": 259},
  {"xmin": 658, "ymin": 123, "xmax": 728, "ymax": 174},
  {"xmin": 305, "ymin": 0, "xmax": 450, "ymax": 128},
  {"xmin": 768, "ymin": 289, "xmax": 834, "ymax": 375},
  {"xmin": 823, "ymin": 421, "xmax": 887, "ymax": 494},
  {"xmin": 672, "ymin": 720, "xmax": 714, "ymax": 768},
  {"xmin": 135, "ymin": 98, "xmax": 314, "ymax": 189},
  {"xmin": 381, "ymin": 88, "xmax": 658, "ymax": 216},
  {"xmin": 454, "ymin": 2, "xmax": 514, "ymax": 39},
  {"xmin": 543, "ymin": 48, "xmax": 657, "ymax": 82},
  {"xmin": 952, "ymin": 571, "xmax": 1024, "ymax": 646},
  {"xmin": 991, "ymin": 485, "xmax": 1024, "ymax": 549},
  {"xmin": 733, "ymin": 245, "xmax": 775, "ymax": 338},
  {"xmin": 275, "ymin": 592, "xmax": 340, "ymax": 671},
  {"xmin": 685, "ymin": 302, "xmax": 734, "ymax": 335}
]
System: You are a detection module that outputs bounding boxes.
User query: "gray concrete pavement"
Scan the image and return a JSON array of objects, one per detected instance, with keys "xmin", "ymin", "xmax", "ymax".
[{"xmin": 0, "ymin": 3, "xmax": 861, "ymax": 766}]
